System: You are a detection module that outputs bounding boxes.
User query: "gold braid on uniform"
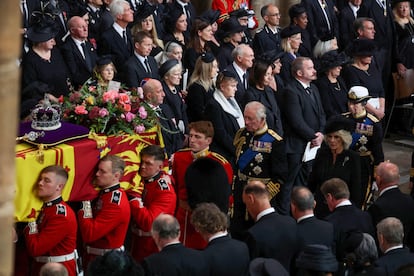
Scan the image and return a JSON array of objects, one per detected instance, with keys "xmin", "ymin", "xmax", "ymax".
[
  {"xmin": 233, "ymin": 128, "xmax": 246, "ymax": 161},
  {"xmin": 266, "ymin": 181, "xmax": 281, "ymax": 199}
]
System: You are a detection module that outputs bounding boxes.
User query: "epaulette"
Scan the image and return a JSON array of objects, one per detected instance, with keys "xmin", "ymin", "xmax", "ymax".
[
  {"xmin": 210, "ymin": 152, "xmax": 230, "ymax": 164},
  {"xmin": 56, "ymin": 204, "xmax": 67, "ymax": 216},
  {"xmin": 268, "ymin": 129, "xmax": 283, "ymax": 141},
  {"xmin": 367, "ymin": 113, "xmax": 380, "ymax": 123},
  {"xmin": 256, "ymin": 27, "xmax": 264, "ymax": 34},
  {"xmin": 111, "ymin": 190, "xmax": 122, "ymax": 205},
  {"xmin": 233, "ymin": 127, "xmax": 247, "ymax": 146},
  {"xmin": 157, "ymin": 176, "xmax": 171, "ymax": 191}
]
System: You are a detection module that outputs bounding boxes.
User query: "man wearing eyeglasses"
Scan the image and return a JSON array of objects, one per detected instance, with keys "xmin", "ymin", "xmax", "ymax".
[{"xmin": 252, "ymin": 4, "xmax": 282, "ymax": 55}]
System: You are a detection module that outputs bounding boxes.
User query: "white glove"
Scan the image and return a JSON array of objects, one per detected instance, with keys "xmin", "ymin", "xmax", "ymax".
[
  {"xmin": 28, "ymin": 221, "xmax": 38, "ymax": 234},
  {"xmin": 371, "ymin": 181, "xmax": 378, "ymax": 191},
  {"xmin": 130, "ymin": 197, "xmax": 144, "ymax": 208},
  {"xmin": 177, "ymin": 120, "xmax": 185, "ymax": 134},
  {"xmin": 81, "ymin": 201, "xmax": 93, "ymax": 218}
]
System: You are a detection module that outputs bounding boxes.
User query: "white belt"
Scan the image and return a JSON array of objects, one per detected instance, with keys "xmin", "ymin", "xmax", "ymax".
[
  {"xmin": 86, "ymin": 245, "xmax": 124, "ymax": 256},
  {"xmin": 35, "ymin": 251, "xmax": 76, "ymax": 263}
]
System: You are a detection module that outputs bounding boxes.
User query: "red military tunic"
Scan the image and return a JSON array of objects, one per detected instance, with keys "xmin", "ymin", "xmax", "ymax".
[
  {"xmin": 130, "ymin": 171, "xmax": 176, "ymax": 262},
  {"xmin": 212, "ymin": 0, "xmax": 252, "ymax": 22},
  {"xmin": 172, "ymin": 148, "xmax": 233, "ymax": 249},
  {"xmin": 24, "ymin": 197, "xmax": 77, "ymax": 276},
  {"xmin": 78, "ymin": 184, "xmax": 130, "ymax": 268}
]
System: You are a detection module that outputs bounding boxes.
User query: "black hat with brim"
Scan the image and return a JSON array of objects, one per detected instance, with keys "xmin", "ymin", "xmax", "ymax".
[
  {"xmin": 249, "ymin": 258, "xmax": 289, "ymax": 276},
  {"xmin": 324, "ymin": 115, "xmax": 354, "ymax": 134},
  {"xmin": 199, "ymin": 9, "xmax": 220, "ymax": 24},
  {"xmin": 135, "ymin": 2, "xmax": 156, "ymax": 22},
  {"xmin": 317, "ymin": 50, "xmax": 350, "ymax": 73},
  {"xmin": 281, "ymin": 25, "xmax": 302, "ymax": 38},
  {"xmin": 159, "ymin": 59, "xmax": 180, "ymax": 78},
  {"xmin": 220, "ymin": 17, "xmax": 245, "ymax": 37},
  {"xmin": 27, "ymin": 25, "xmax": 58, "ymax": 43},
  {"xmin": 257, "ymin": 49, "xmax": 285, "ymax": 65},
  {"xmin": 229, "ymin": 8, "xmax": 252, "ymax": 18},
  {"xmin": 296, "ymin": 244, "xmax": 338, "ymax": 273}
]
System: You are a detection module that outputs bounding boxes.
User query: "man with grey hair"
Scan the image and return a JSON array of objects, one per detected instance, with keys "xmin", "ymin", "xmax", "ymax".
[
  {"xmin": 99, "ymin": 0, "xmax": 134, "ymax": 79},
  {"xmin": 231, "ymin": 101, "xmax": 287, "ymax": 239},
  {"xmin": 290, "ymin": 186, "xmax": 334, "ymax": 251},
  {"xmin": 375, "ymin": 217, "xmax": 414, "ymax": 275},
  {"xmin": 225, "ymin": 44, "xmax": 255, "ymax": 105},
  {"xmin": 368, "ymin": 161, "xmax": 414, "ymax": 251},
  {"xmin": 142, "ymin": 214, "xmax": 209, "ymax": 276}
]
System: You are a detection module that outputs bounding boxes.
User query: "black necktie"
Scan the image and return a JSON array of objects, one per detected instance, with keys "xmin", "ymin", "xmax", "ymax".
[
  {"xmin": 242, "ymin": 73, "xmax": 247, "ymax": 90},
  {"xmin": 144, "ymin": 58, "xmax": 151, "ymax": 73},
  {"xmin": 123, "ymin": 30, "xmax": 127, "ymax": 45},
  {"xmin": 81, "ymin": 42, "xmax": 92, "ymax": 71},
  {"xmin": 306, "ymin": 87, "xmax": 316, "ymax": 104}
]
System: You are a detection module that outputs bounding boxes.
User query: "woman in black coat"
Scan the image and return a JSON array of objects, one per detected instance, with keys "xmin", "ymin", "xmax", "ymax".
[
  {"xmin": 204, "ymin": 70, "xmax": 244, "ymax": 167},
  {"xmin": 309, "ymin": 116, "xmax": 362, "ymax": 219}
]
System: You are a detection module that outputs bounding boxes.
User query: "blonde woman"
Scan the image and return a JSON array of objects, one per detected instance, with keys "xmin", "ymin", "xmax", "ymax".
[
  {"xmin": 279, "ymin": 25, "xmax": 302, "ymax": 82},
  {"xmin": 132, "ymin": 5, "xmax": 164, "ymax": 64},
  {"xmin": 186, "ymin": 52, "xmax": 219, "ymax": 122}
]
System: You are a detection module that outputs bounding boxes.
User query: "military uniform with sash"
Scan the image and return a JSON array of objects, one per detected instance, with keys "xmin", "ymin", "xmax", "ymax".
[
  {"xmin": 343, "ymin": 111, "xmax": 384, "ymax": 208},
  {"xmin": 231, "ymin": 124, "xmax": 288, "ymax": 240}
]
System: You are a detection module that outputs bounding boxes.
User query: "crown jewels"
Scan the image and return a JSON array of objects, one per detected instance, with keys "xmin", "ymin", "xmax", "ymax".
[{"xmin": 31, "ymin": 95, "xmax": 62, "ymax": 131}]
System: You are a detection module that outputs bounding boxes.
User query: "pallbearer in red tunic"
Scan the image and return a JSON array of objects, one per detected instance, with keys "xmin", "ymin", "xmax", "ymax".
[
  {"xmin": 77, "ymin": 155, "xmax": 131, "ymax": 271},
  {"xmin": 129, "ymin": 145, "xmax": 177, "ymax": 262},
  {"xmin": 24, "ymin": 165, "xmax": 78, "ymax": 276},
  {"xmin": 171, "ymin": 121, "xmax": 233, "ymax": 249}
]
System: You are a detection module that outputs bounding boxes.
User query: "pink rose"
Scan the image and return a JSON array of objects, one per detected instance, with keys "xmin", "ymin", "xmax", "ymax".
[
  {"xmin": 138, "ymin": 106, "xmax": 147, "ymax": 119},
  {"xmin": 123, "ymin": 103, "xmax": 131, "ymax": 112},
  {"xmin": 125, "ymin": 112, "xmax": 136, "ymax": 122},
  {"xmin": 88, "ymin": 86, "xmax": 97, "ymax": 92},
  {"xmin": 118, "ymin": 93, "xmax": 130, "ymax": 105},
  {"xmin": 135, "ymin": 124, "xmax": 145, "ymax": 133},
  {"xmin": 99, "ymin": 108, "xmax": 109, "ymax": 117},
  {"xmin": 74, "ymin": 105, "xmax": 88, "ymax": 115},
  {"xmin": 102, "ymin": 90, "xmax": 118, "ymax": 103}
]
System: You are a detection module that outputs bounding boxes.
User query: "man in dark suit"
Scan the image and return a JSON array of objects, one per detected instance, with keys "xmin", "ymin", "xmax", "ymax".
[
  {"xmin": 142, "ymin": 214, "xmax": 210, "ymax": 276},
  {"xmin": 252, "ymin": 4, "xmax": 282, "ymax": 55},
  {"xmin": 375, "ymin": 217, "xmax": 414, "ymax": 275},
  {"xmin": 61, "ymin": 16, "xmax": 98, "ymax": 89},
  {"xmin": 280, "ymin": 57, "xmax": 326, "ymax": 212},
  {"xmin": 301, "ymin": 0, "xmax": 339, "ymax": 47},
  {"xmin": 368, "ymin": 161, "xmax": 414, "ymax": 250},
  {"xmin": 225, "ymin": 44, "xmax": 255, "ymax": 107},
  {"xmin": 124, "ymin": 31, "xmax": 159, "ymax": 89},
  {"xmin": 321, "ymin": 178, "xmax": 375, "ymax": 261},
  {"xmin": 142, "ymin": 78, "xmax": 183, "ymax": 158},
  {"xmin": 243, "ymin": 180, "xmax": 298, "ymax": 273},
  {"xmin": 191, "ymin": 203, "xmax": 250, "ymax": 276},
  {"xmin": 290, "ymin": 186, "xmax": 335, "ymax": 251},
  {"xmin": 99, "ymin": 0, "xmax": 114, "ymax": 33},
  {"xmin": 338, "ymin": 0, "xmax": 361, "ymax": 49},
  {"xmin": 98, "ymin": 0, "xmax": 134, "ymax": 80},
  {"xmin": 357, "ymin": 0, "xmax": 395, "ymax": 105},
  {"xmin": 21, "ymin": 0, "xmax": 40, "ymax": 54}
]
